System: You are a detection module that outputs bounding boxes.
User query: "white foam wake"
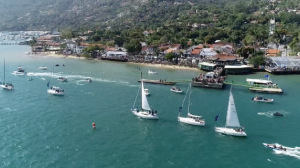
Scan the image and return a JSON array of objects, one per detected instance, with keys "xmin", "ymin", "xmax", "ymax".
[
  {"xmin": 258, "ymin": 110, "xmax": 287, "ymax": 117},
  {"xmin": 272, "ymin": 143, "xmax": 300, "ymax": 160}
]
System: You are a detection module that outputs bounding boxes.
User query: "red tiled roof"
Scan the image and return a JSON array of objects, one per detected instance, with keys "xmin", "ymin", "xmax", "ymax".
[{"xmin": 191, "ymin": 49, "xmax": 201, "ymax": 55}]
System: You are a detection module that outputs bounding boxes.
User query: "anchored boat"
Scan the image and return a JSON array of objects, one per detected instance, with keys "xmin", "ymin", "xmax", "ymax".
[{"xmin": 252, "ymin": 95, "xmax": 274, "ymax": 102}]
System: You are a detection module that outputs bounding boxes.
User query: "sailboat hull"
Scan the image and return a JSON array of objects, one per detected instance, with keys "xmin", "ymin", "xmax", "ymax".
[
  {"xmin": 178, "ymin": 117, "xmax": 205, "ymax": 126},
  {"xmin": 0, "ymin": 85, "xmax": 14, "ymax": 90},
  {"xmin": 215, "ymin": 127, "xmax": 247, "ymax": 137},
  {"xmin": 132, "ymin": 110, "xmax": 158, "ymax": 120}
]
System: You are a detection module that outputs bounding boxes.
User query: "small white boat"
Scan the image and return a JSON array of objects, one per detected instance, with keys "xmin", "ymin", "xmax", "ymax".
[
  {"xmin": 0, "ymin": 60, "xmax": 14, "ymax": 90},
  {"xmin": 148, "ymin": 70, "xmax": 157, "ymax": 74},
  {"xmin": 28, "ymin": 78, "xmax": 33, "ymax": 81},
  {"xmin": 85, "ymin": 78, "xmax": 92, "ymax": 82},
  {"xmin": 144, "ymin": 89, "xmax": 150, "ymax": 96},
  {"xmin": 47, "ymin": 86, "xmax": 64, "ymax": 96},
  {"xmin": 215, "ymin": 87, "xmax": 247, "ymax": 137},
  {"xmin": 171, "ymin": 86, "xmax": 183, "ymax": 93},
  {"xmin": 0, "ymin": 83, "xmax": 14, "ymax": 90},
  {"xmin": 131, "ymin": 75, "xmax": 158, "ymax": 120},
  {"xmin": 263, "ymin": 143, "xmax": 287, "ymax": 151},
  {"xmin": 252, "ymin": 95, "xmax": 273, "ymax": 102},
  {"xmin": 38, "ymin": 66, "xmax": 47, "ymax": 70},
  {"xmin": 13, "ymin": 66, "xmax": 26, "ymax": 75},
  {"xmin": 58, "ymin": 77, "xmax": 67, "ymax": 82},
  {"xmin": 178, "ymin": 84, "xmax": 205, "ymax": 126}
]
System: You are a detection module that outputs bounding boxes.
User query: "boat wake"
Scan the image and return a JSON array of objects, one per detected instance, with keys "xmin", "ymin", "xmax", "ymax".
[
  {"xmin": 271, "ymin": 143, "xmax": 300, "ymax": 160},
  {"xmin": 27, "ymin": 72, "xmax": 130, "ymax": 86},
  {"xmin": 258, "ymin": 110, "xmax": 287, "ymax": 117}
]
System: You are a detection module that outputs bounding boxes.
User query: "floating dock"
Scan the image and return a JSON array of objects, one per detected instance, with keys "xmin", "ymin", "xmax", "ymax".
[
  {"xmin": 224, "ymin": 81, "xmax": 283, "ymax": 94},
  {"xmin": 191, "ymin": 81, "xmax": 223, "ymax": 89},
  {"xmin": 138, "ymin": 79, "xmax": 175, "ymax": 85}
]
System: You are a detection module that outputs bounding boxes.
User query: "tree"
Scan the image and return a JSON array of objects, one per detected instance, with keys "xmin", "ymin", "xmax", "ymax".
[
  {"xmin": 124, "ymin": 39, "xmax": 142, "ymax": 54},
  {"xmin": 165, "ymin": 53, "xmax": 175, "ymax": 61},
  {"xmin": 250, "ymin": 56, "xmax": 266, "ymax": 68}
]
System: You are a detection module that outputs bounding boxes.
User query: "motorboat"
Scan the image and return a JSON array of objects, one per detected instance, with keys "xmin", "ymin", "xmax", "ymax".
[
  {"xmin": 131, "ymin": 74, "xmax": 158, "ymax": 120},
  {"xmin": 0, "ymin": 83, "xmax": 14, "ymax": 90},
  {"xmin": 55, "ymin": 64, "xmax": 59, "ymax": 67},
  {"xmin": 171, "ymin": 86, "xmax": 183, "ymax": 93},
  {"xmin": 178, "ymin": 83, "xmax": 205, "ymax": 126},
  {"xmin": 247, "ymin": 75, "xmax": 277, "ymax": 87},
  {"xmin": 215, "ymin": 87, "xmax": 247, "ymax": 137},
  {"xmin": 47, "ymin": 86, "xmax": 65, "ymax": 96},
  {"xmin": 252, "ymin": 95, "xmax": 274, "ymax": 102},
  {"xmin": 38, "ymin": 66, "xmax": 47, "ymax": 70},
  {"xmin": 273, "ymin": 112, "xmax": 283, "ymax": 116},
  {"xmin": 148, "ymin": 70, "xmax": 157, "ymax": 74},
  {"xmin": 58, "ymin": 77, "xmax": 67, "ymax": 82},
  {"xmin": 28, "ymin": 78, "xmax": 33, "ymax": 81},
  {"xmin": 263, "ymin": 143, "xmax": 286, "ymax": 151},
  {"xmin": 144, "ymin": 89, "xmax": 150, "ymax": 96},
  {"xmin": 13, "ymin": 66, "xmax": 26, "ymax": 75},
  {"xmin": 85, "ymin": 78, "xmax": 92, "ymax": 82}
]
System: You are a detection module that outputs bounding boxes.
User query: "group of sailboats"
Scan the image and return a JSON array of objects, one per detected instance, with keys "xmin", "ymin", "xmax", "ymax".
[{"xmin": 132, "ymin": 73, "xmax": 246, "ymax": 137}]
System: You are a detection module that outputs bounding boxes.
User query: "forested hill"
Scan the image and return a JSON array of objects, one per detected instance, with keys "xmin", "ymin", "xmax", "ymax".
[{"xmin": 0, "ymin": 0, "xmax": 300, "ymax": 32}]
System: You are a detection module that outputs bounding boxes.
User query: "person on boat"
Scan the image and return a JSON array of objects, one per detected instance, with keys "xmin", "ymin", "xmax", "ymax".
[
  {"xmin": 51, "ymin": 86, "xmax": 53, "ymax": 89},
  {"xmin": 63, "ymin": 64, "xmax": 65, "ymax": 67},
  {"xmin": 149, "ymin": 110, "xmax": 151, "ymax": 114},
  {"xmin": 159, "ymin": 79, "xmax": 161, "ymax": 82},
  {"xmin": 274, "ymin": 145, "xmax": 277, "ymax": 148},
  {"xmin": 279, "ymin": 146, "xmax": 283, "ymax": 149},
  {"xmin": 155, "ymin": 110, "xmax": 157, "ymax": 114}
]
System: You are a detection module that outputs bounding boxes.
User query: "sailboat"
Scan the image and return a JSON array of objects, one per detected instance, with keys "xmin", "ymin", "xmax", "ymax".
[
  {"xmin": 131, "ymin": 73, "xmax": 158, "ymax": 119},
  {"xmin": 0, "ymin": 59, "xmax": 14, "ymax": 90},
  {"xmin": 178, "ymin": 83, "xmax": 205, "ymax": 126},
  {"xmin": 214, "ymin": 87, "xmax": 247, "ymax": 137},
  {"xmin": 47, "ymin": 64, "xmax": 64, "ymax": 96}
]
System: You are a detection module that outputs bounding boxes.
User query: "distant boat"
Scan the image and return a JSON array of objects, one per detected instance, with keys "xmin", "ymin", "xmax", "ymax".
[
  {"xmin": 38, "ymin": 66, "xmax": 47, "ymax": 70},
  {"xmin": 47, "ymin": 64, "xmax": 64, "ymax": 96},
  {"xmin": 131, "ymin": 73, "xmax": 158, "ymax": 119},
  {"xmin": 55, "ymin": 64, "xmax": 59, "ymax": 67},
  {"xmin": 144, "ymin": 89, "xmax": 150, "ymax": 96},
  {"xmin": 0, "ymin": 59, "xmax": 14, "ymax": 90},
  {"xmin": 148, "ymin": 70, "xmax": 157, "ymax": 74},
  {"xmin": 28, "ymin": 77, "xmax": 33, "ymax": 81},
  {"xmin": 58, "ymin": 77, "xmax": 67, "ymax": 82},
  {"xmin": 263, "ymin": 143, "xmax": 286, "ymax": 151},
  {"xmin": 273, "ymin": 112, "xmax": 283, "ymax": 116},
  {"xmin": 171, "ymin": 86, "xmax": 183, "ymax": 93},
  {"xmin": 178, "ymin": 83, "xmax": 205, "ymax": 126},
  {"xmin": 85, "ymin": 78, "xmax": 92, "ymax": 82},
  {"xmin": 12, "ymin": 66, "xmax": 26, "ymax": 75},
  {"xmin": 252, "ymin": 95, "xmax": 274, "ymax": 102},
  {"xmin": 215, "ymin": 87, "xmax": 247, "ymax": 137}
]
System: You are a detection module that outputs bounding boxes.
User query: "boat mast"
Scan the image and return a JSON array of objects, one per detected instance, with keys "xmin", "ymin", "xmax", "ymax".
[
  {"xmin": 3, "ymin": 59, "xmax": 5, "ymax": 84},
  {"xmin": 187, "ymin": 90, "xmax": 192, "ymax": 116}
]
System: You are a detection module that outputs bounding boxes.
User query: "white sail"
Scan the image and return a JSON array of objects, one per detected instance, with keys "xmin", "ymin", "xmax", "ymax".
[
  {"xmin": 225, "ymin": 90, "xmax": 241, "ymax": 127},
  {"xmin": 141, "ymin": 80, "xmax": 151, "ymax": 111}
]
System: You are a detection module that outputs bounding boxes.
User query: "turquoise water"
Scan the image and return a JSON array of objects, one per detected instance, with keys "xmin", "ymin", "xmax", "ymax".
[{"xmin": 0, "ymin": 45, "xmax": 299, "ymax": 167}]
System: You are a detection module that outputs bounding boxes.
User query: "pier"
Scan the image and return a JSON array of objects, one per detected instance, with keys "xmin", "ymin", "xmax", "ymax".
[
  {"xmin": 0, "ymin": 42, "xmax": 19, "ymax": 45},
  {"xmin": 224, "ymin": 81, "xmax": 283, "ymax": 94}
]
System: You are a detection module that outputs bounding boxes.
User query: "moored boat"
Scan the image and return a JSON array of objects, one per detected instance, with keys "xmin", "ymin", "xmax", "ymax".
[
  {"xmin": 138, "ymin": 79, "xmax": 175, "ymax": 85},
  {"xmin": 252, "ymin": 95, "xmax": 274, "ymax": 102}
]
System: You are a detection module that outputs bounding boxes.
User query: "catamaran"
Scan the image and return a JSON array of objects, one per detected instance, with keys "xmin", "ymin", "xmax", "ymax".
[
  {"xmin": 178, "ymin": 83, "xmax": 205, "ymax": 126},
  {"xmin": 47, "ymin": 65, "xmax": 64, "ymax": 96},
  {"xmin": 131, "ymin": 73, "xmax": 158, "ymax": 119},
  {"xmin": 0, "ymin": 59, "xmax": 14, "ymax": 90},
  {"xmin": 215, "ymin": 87, "xmax": 247, "ymax": 137}
]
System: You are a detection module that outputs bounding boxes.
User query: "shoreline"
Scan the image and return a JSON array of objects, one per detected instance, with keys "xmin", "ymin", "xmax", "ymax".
[{"xmin": 28, "ymin": 51, "xmax": 200, "ymax": 71}]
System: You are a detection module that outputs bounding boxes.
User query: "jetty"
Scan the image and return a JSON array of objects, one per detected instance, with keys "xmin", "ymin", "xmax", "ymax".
[
  {"xmin": 138, "ymin": 79, "xmax": 175, "ymax": 85},
  {"xmin": 191, "ymin": 67, "xmax": 226, "ymax": 89},
  {"xmin": 223, "ymin": 81, "xmax": 283, "ymax": 94}
]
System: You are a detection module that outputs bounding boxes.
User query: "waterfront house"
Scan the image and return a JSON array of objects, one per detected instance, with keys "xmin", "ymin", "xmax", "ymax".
[
  {"xmin": 200, "ymin": 48, "xmax": 217, "ymax": 57},
  {"xmin": 266, "ymin": 49, "xmax": 280, "ymax": 56}
]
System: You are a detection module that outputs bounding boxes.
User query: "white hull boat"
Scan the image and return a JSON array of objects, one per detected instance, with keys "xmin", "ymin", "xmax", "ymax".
[
  {"xmin": 148, "ymin": 70, "xmax": 157, "ymax": 74},
  {"xmin": 178, "ymin": 83, "xmax": 205, "ymax": 126},
  {"xmin": 131, "ymin": 74, "xmax": 158, "ymax": 120},
  {"xmin": 252, "ymin": 96, "xmax": 273, "ymax": 102},
  {"xmin": 214, "ymin": 87, "xmax": 247, "ymax": 137},
  {"xmin": 85, "ymin": 78, "xmax": 92, "ymax": 82},
  {"xmin": 38, "ymin": 66, "xmax": 47, "ymax": 70},
  {"xmin": 178, "ymin": 116, "xmax": 205, "ymax": 126},
  {"xmin": 47, "ymin": 87, "xmax": 64, "ymax": 96},
  {"xmin": 171, "ymin": 87, "xmax": 183, "ymax": 93},
  {"xmin": 0, "ymin": 84, "xmax": 14, "ymax": 90},
  {"xmin": 58, "ymin": 77, "xmax": 67, "ymax": 82},
  {"xmin": 215, "ymin": 127, "xmax": 247, "ymax": 136},
  {"xmin": 144, "ymin": 89, "xmax": 150, "ymax": 96},
  {"xmin": 13, "ymin": 66, "xmax": 26, "ymax": 75},
  {"xmin": 132, "ymin": 110, "xmax": 158, "ymax": 119}
]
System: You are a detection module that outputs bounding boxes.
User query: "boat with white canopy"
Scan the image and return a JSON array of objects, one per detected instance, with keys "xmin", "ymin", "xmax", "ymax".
[
  {"xmin": 148, "ymin": 70, "xmax": 157, "ymax": 74},
  {"xmin": 178, "ymin": 83, "xmax": 205, "ymax": 126},
  {"xmin": 0, "ymin": 59, "xmax": 14, "ymax": 90},
  {"xmin": 215, "ymin": 87, "xmax": 247, "ymax": 137},
  {"xmin": 131, "ymin": 73, "xmax": 158, "ymax": 119}
]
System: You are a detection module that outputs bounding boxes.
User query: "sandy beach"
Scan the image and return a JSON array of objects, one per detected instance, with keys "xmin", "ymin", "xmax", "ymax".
[
  {"xmin": 28, "ymin": 52, "xmax": 200, "ymax": 71},
  {"xmin": 128, "ymin": 62, "xmax": 200, "ymax": 71}
]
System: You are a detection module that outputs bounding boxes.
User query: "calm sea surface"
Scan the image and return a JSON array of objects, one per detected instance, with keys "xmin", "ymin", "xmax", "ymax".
[{"xmin": 0, "ymin": 45, "xmax": 299, "ymax": 167}]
